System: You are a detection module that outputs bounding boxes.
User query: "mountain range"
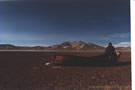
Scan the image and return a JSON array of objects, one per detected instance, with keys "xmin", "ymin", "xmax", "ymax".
[{"xmin": 0, "ymin": 41, "xmax": 131, "ymax": 51}]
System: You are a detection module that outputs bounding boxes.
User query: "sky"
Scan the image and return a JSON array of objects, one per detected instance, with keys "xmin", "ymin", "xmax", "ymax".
[{"xmin": 0, "ymin": 0, "xmax": 131, "ymax": 47}]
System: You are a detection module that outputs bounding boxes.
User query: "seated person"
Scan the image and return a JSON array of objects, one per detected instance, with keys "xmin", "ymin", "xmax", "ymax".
[{"xmin": 105, "ymin": 42, "xmax": 117, "ymax": 62}]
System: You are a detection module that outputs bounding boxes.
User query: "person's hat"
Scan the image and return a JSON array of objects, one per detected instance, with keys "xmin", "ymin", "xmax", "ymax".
[{"xmin": 108, "ymin": 42, "xmax": 112, "ymax": 46}]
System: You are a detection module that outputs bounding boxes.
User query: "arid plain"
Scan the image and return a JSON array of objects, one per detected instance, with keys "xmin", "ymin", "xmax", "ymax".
[{"xmin": 0, "ymin": 51, "xmax": 131, "ymax": 89}]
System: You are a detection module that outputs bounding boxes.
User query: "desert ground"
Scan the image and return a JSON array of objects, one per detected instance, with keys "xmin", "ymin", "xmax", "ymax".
[{"xmin": 0, "ymin": 51, "xmax": 131, "ymax": 90}]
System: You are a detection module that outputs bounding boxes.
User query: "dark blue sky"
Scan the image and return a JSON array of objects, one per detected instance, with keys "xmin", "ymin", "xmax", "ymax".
[{"xmin": 0, "ymin": 0, "xmax": 130, "ymax": 47}]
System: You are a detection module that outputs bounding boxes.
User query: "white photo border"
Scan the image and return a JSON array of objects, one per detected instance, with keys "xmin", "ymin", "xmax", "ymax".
[{"xmin": 131, "ymin": 0, "xmax": 135, "ymax": 89}]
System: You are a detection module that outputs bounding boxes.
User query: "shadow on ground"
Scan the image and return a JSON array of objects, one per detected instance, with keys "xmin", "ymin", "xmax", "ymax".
[{"xmin": 54, "ymin": 54, "xmax": 131, "ymax": 67}]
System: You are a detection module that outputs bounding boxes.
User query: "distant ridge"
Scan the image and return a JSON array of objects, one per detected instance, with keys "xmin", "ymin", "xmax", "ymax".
[
  {"xmin": 116, "ymin": 47, "xmax": 131, "ymax": 51},
  {"xmin": 0, "ymin": 44, "xmax": 16, "ymax": 49}
]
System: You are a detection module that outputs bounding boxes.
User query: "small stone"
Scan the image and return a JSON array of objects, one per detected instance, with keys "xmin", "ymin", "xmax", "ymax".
[
  {"xmin": 92, "ymin": 76, "xmax": 96, "ymax": 80},
  {"xmin": 45, "ymin": 63, "xmax": 50, "ymax": 66},
  {"xmin": 101, "ymin": 74, "xmax": 105, "ymax": 78},
  {"xmin": 107, "ymin": 80, "xmax": 113, "ymax": 85},
  {"xmin": 52, "ymin": 66, "xmax": 62, "ymax": 69},
  {"xmin": 32, "ymin": 67, "xmax": 40, "ymax": 70}
]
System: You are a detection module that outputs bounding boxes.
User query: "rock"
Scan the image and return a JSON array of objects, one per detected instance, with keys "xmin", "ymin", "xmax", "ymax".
[
  {"xmin": 92, "ymin": 76, "xmax": 96, "ymax": 80},
  {"xmin": 45, "ymin": 63, "xmax": 50, "ymax": 66},
  {"xmin": 107, "ymin": 80, "xmax": 113, "ymax": 85},
  {"xmin": 52, "ymin": 66, "xmax": 62, "ymax": 69},
  {"xmin": 101, "ymin": 74, "xmax": 105, "ymax": 78},
  {"xmin": 32, "ymin": 67, "xmax": 40, "ymax": 70}
]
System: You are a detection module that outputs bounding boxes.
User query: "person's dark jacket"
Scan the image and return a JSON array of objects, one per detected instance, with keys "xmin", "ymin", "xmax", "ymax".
[{"xmin": 105, "ymin": 45, "xmax": 116, "ymax": 56}]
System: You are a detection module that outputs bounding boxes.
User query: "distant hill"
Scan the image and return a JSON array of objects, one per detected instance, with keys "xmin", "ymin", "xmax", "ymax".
[
  {"xmin": 47, "ymin": 41, "xmax": 105, "ymax": 50},
  {"xmin": 0, "ymin": 44, "xmax": 16, "ymax": 49},
  {"xmin": 0, "ymin": 44, "xmax": 48, "ymax": 50},
  {"xmin": 116, "ymin": 47, "xmax": 131, "ymax": 51}
]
